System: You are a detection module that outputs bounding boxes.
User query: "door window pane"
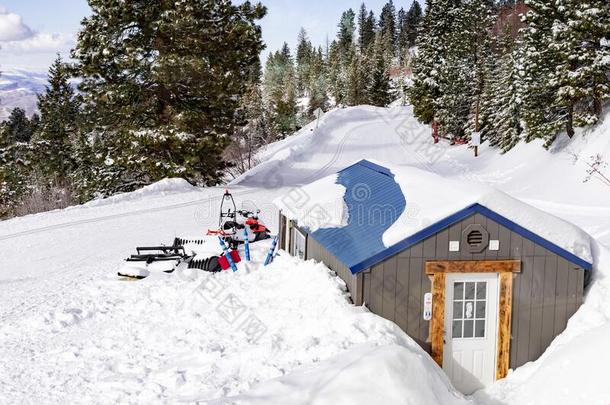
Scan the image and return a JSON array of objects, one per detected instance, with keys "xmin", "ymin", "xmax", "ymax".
[
  {"xmin": 453, "ymin": 302, "xmax": 463, "ymax": 319},
  {"xmin": 463, "ymin": 320, "xmax": 474, "ymax": 338},
  {"xmin": 464, "ymin": 301, "xmax": 475, "ymax": 319},
  {"xmin": 475, "ymin": 320, "xmax": 486, "ymax": 338},
  {"xmin": 465, "ymin": 282, "xmax": 476, "ymax": 299},
  {"xmin": 452, "ymin": 320, "xmax": 463, "ymax": 338},
  {"xmin": 476, "ymin": 301, "xmax": 486, "ymax": 319},
  {"xmin": 476, "ymin": 282, "xmax": 487, "ymax": 299},
  {"xmin": 451, "ymin": 280, "xmax": 489, "ymax": 340},
  {"xmin": 454, "ymin": 282, "xmax": 464, "ymax": 300}
]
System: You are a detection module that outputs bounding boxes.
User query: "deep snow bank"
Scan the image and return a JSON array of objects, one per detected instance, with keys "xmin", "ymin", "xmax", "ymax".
[
  {"xmin": 477, "ymin": 242, "xmax": 610, "ymax": 405},
  {"xmin": 227, "ymin": 343, "xmax": 472, "ymax": 405},
  {"xmin": 85, "ymin": 178, "xmax": 198, "ymax": 208},
  {"xmin": 1, "ymin": 240, "xmax": 444, "ymax": 404}
]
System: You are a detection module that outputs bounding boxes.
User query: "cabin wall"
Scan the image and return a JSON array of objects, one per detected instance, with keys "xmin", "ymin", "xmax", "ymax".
[
  {"xmin": 306, "ymin": 235, "xmax": 361, "ymax": 305},
  {"xmin": 359, "ymin": 213, "xmax": 585, "ymax": 369}
]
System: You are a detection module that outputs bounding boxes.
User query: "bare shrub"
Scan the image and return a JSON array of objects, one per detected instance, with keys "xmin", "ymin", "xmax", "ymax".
[{"xmin": 11, "ymin": 178, "xmax": 75, "ymax": 217}]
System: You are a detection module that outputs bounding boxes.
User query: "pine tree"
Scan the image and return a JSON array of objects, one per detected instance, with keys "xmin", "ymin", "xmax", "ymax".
[
  {"xmin": 379, "ymin": 0, "xmax": 397, "ymax": 52},
  {"xmin": 411, "ymin": 0, "xmax": 495, "ymax": 138},
  {"xmin": 485, "ymin": 30, "xmax": 524, "ymax": 152},
  {"xmin": 296, "ymin": 28, "xmax": 313, "ymax": 95},
  {"xmin": 462, "ymin": 0, "xmax": 495, "ymax": 139},
  {"xmin": 520, "ymin": 0, "xmax": 609, "ymax": 145},
  {"xmin": 73, "ymin": 0, "xmax": 267, "ymax": 194},
  {"xmin": 1, "ymin": 108, "xmax": 34, "ymax": 144},
  {"xmin": 338, "ymin": 9, "xmax": 357, "ymax": 57},
  {"xmin": 397, "ymin": 8, "xmax": 409, "ymax": 64},
  {"xmin": 409, "ymin": 0, "xmax": 459, "ymax": 124},
  {"xmin": 368, "ymin": 34, "xmax": 393, "ymax": 107},
  {"xmin": 34, "ymin": 55, "xmax": 80, "ymax": 181},
  {"xmin": 0, "ymin": 106, "xmax": 36, "ymax": 215},
  {"xmin": 346, "ymin": 53, "xmax": 367, "ymax": 106},
  {"xmin": 326, "ymin": 40, "xmax": 346, "ymax": 104},
  {"xmin": 264, "ymin": 45, "xmax": 298, "ymax": 136},
  {"xmin": 307, "ymin": 47, "xmax": 329, "ymax": 116},
  {"xmin": 405, "ymin": 1, "xmax": 423, "ymax": 48},
  {"xmin": 358, "ymin": 4, "xmax": 376, "ymax": 50},
  {"xmin": 225, "ymin": 82, "xmax": 270, "ymax": 177},
  {"xmin": 549, "ymin": 0, "xmax": 609, "ymax": 133}
]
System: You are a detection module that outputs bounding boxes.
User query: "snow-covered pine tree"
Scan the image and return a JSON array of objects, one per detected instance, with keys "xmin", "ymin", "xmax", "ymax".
[
  {"xmin": 405, "ymin": 1, "xmax": 423, "ymax": 48},
  {"xmin": 346, "ymin": 51, "xmax": 368, "ymax": 106},
  {"xmin": 338, "ymin": 9, "xmax": 357, "ymax": 58},
  {"xmin": 34, "ymin": 56, "xmax": 80, "ymax": 182},
  {"xmin": 368, "ymin": 34, "xmax": 394, "ymax": 107},
  {"xmin": 326, "ymin": 40, "xmax": 346, "ymax": 105},
  {"xmin": 485, "ymin": 29, "xmax": 524, "ymax": 152},
  {"xmin": 358, "ymin": 4, "xmax": 376, "ymax": 51},
  {"xmin": 549, "ymin": 0, "xmax": 609, "ymax": 133},
  {"xmin": 397, "ymin": 8, "xmax": 409, "ymax": 65},
  {"xmin": 1, "ymin": 108, "xmax": 35, "ymax": 144},
  {"xmin": 307, "ymin": 47, "xmax": 329, "ymax": 116},
  {"xmin": 518, "ymin": 0, "xmax": 559, "ymax": 143},
  {"xmin": 461, "ymin": 0, "xmax": 495, "ymax": 139},
  {"xmin": 296, "ymin": 28, "xmax": 313, "ymax": 96},
  {"xmin": 264, "ymin": 44, "xmax": 298, "ymax": 137},
  {"xmin": 409, "ymin": 0, "xmax": 461, "ymax": 125},
  {"xmin": 225, "ymin": 81, "xmax": 270, "ymax": 178},
  {"xmin": 520, "ymin": 0, "xmax": 609, "ymax": 146},
  {"xmin": 0, "ymin": 108, "xmax": 36, "ymax": 216},
  {"xmin": 73, "ymin": 0, "xmax": 266, "ymax": 194},
  {"xmin": 379, "ymin": 0, "xmax": 397, "ymax": 53}
]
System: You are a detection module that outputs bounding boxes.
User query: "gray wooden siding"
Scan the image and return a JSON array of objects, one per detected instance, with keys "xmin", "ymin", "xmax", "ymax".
[
  {"xmin": 357, "ymin": 213, "xmax": 585, "ymax": 369},
  {"xmin": 287, "ymin": 211, "xmax": 585, "ymax": 370},
  {"xmin": 306, "ymin": 234, "xmax": 361, "ymax": 305}
]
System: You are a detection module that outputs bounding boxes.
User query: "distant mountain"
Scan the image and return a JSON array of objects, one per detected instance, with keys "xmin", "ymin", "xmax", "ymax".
[{"xmin": 0, "ymin": 69, "xmax": 48, "ymax": 122}]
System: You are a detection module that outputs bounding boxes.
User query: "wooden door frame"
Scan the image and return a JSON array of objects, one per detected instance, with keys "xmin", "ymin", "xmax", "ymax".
[{"xmin": 425, "ymin": 260, "xmax": 521, "ymax": 380}]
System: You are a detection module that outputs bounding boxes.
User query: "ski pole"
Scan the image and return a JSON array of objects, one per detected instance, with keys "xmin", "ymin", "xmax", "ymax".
[
  {"xmin": 218, "ymin": 237, "xmax": 238, "ymax": 272},
  {"xmin": 244, "ymin": 228, "xmax": 251, "ymax": 261},
  {"xmin": 264, "ymin": 236, "xmax": 278, "ymax": 266}
]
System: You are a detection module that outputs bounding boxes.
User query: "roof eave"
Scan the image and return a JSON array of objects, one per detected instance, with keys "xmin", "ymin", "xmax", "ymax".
[{"xmin": 347, "ymin": 203, "xmax": 593, "ymax": 274}]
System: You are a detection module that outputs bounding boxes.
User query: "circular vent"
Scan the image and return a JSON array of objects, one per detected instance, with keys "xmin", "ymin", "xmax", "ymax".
[
  {"xmin": 462, "ymin": 224, "xmax": 489, "ymax": 253},
  {"xmin": 467, "ymin": 230, "xmax": 483, "ymax": 246}
]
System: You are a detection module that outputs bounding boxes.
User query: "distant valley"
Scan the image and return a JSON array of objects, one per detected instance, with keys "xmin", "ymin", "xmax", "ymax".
[{"xmin": 0, "ymin": 69, "xmax": 48, "ymax": 121}]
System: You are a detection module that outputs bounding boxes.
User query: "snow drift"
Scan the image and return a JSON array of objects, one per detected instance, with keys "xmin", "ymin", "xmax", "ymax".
[{"xmin": 227, "ymin": 343, "xmax": 472, "ymax": 405}]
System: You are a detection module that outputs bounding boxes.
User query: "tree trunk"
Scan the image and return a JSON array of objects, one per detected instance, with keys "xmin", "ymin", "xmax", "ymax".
[
  {"xmin": 593, "ymin": 96, "xmax": 602, "ymax": 118},
  {"xmin": 566, "ymin": 103, "xmax": 575, "ymax": 139}
]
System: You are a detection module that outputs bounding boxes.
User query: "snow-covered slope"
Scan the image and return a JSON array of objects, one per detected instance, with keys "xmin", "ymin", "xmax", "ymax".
[
  {"xmin": 0, "ymin": 68, "xmax": 48, "ymax": 120},
  {"xmin": 235, "ymin": 105, "xmax": 610, "ymax": 244},
  {"xmin": 1, "ymin": 105, "xmax": 610, "ymax": 404}
]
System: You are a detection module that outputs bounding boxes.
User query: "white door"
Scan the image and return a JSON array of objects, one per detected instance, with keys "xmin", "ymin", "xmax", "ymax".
[{"xmin": 443, "ymin": 273, "xmax": 499, "ymax": 394}]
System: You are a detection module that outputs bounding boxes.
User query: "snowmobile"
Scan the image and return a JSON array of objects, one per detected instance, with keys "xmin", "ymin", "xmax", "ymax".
[
  {"xmin": 117, "ymin": 237, "xmax": 240, "ymax": 279},
  {"xmin": 207, "ymin": 190, "xmax": 271, "ymax": 247},
  {"xmin": 117, "ymin": 190, "xmax": 269, "ymax": 280},
  {"xmin": 117, "ymin": 242, "xmax": 191, "ymax": 280}
]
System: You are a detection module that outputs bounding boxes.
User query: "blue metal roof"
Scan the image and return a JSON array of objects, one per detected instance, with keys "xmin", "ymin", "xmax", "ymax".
[
  {"xmin": 308, "ymin": 160, "xmax": 406, "ymax": 273},
  {"xmin": 304, "ymin": 160, "xmax": 593, "ymax": 274}
]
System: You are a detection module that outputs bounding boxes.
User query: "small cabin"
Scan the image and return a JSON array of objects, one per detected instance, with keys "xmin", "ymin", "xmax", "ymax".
[{"xmin": 275, "ymin": 160, "xmax": 592, "ymax": 394}]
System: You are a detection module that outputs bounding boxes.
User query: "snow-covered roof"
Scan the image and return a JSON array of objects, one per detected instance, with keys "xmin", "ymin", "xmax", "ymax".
[{"xmin": 275, "ymin": 160, "xmax": 593, "ymax": 273}]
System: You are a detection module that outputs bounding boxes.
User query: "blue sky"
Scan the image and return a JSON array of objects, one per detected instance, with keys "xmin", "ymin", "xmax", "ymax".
[{"xmin": 0, "ymin": 0, "xmax": 418, "ymax": 71}]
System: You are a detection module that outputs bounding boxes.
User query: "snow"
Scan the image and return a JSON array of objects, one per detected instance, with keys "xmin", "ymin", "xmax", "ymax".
[
  {"xmin": 85, "ymin": 178, "xmax": 198, "ymax": 208},
  {"xmin": 273, "ymin": 174, "xmax": 348, "ymax": 232},
  {"xmin": 384, "ymin": 164, "xmax": 593, "ymax": 264},
  {"xmin": 0, "ymin": 242, "xmax": 427, "ymax": 403},
  {"xmin": 275, "ymin": 157, "xmax": 593, "ymax": 265},
  {"xmin": 229, "ymin": 343, "xmax": 472, "ymax": 405},
  {"xmin": 2, "ymin": 105, "xmax": 610, "ymax": 404}
]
